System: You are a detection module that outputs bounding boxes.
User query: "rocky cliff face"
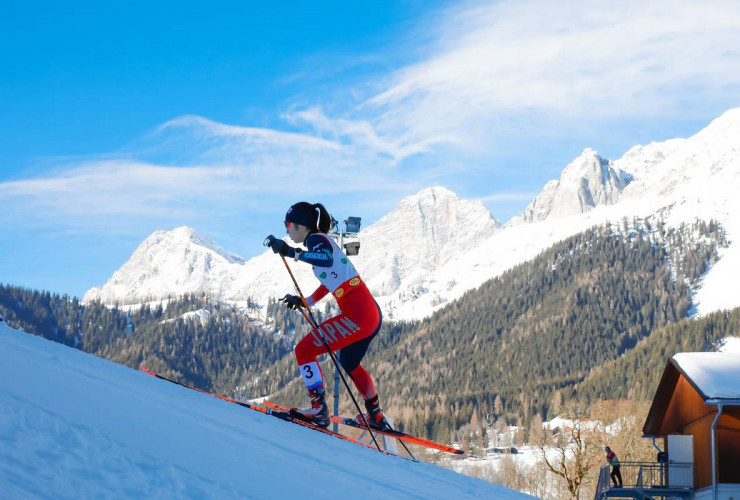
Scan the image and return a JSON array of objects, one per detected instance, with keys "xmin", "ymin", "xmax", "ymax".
[{"xmin": 520, "ymin": 148, "xmax": 631, "ymax": 223}]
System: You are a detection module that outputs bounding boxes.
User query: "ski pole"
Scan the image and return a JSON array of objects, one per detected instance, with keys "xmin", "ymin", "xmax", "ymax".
[{"xmin": 271, "ymin": 251, "xmax": 383, "ymax": 454}]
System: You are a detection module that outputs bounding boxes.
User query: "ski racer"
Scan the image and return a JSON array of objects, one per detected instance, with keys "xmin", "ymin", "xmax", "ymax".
[{"xmin": 265, "ymin": 202, "xmax": 389, "ymax": 430}]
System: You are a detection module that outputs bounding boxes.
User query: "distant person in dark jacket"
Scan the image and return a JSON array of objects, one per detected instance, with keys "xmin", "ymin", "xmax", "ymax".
[{"xmin": 605, "ymin": 446, "xmax": 623, "ymax": 487}]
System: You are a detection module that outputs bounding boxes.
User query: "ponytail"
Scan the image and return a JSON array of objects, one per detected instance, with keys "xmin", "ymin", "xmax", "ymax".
[{"xmin": 313, "ymin": 203, "xmax": 333, "ymax": 233}]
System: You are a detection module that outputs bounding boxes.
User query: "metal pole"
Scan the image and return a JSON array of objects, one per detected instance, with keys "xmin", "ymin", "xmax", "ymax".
[
  {"xmin": 710, "ymin": 403, "xmax": 723, "ymax": 500},
  {"xmin": 333, "ymin": 364, "xmax": 340, "ymax": 432},
  {"xmin": 334, "ymin": 227, "xmax": 343, "ymax": 433}
]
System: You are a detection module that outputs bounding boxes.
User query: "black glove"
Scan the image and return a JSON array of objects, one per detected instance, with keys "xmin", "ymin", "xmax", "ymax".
[
  {"xmin": 264, "ymin": 235, "xmax": 294, "ymax": 257},
  {"xmin": 281, "ymin": 294, "xmax": 304, "ymax": 310}
]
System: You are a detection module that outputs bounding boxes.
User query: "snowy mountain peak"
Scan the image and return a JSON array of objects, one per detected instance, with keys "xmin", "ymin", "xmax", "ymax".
[
  {"xmin": 82, "ymin": 103, "xmax": 740, "ymax": 320},
  {"xmin": 404, "ymin": 185, "xmax": 461, "ymax": 204},
  {"xmin": 151, "ymin": 226, "xmax": 244, "ymax": 264},
  {"xmin": 703, "ymin": 107, "xmax": 740, "ymax": 134},
  {"xmin": 560, "ymin": 148, "xmax": 604, "ymax": 178},
  {"xmin": 83, "ymin": 187, "xmax": 501, "ymax": 316},
  {"xmin": 403, "ymin": 186, "xmax": 498, "ymax": 221},
  {"xmin": 392, "ymin": 186, "xmax": 499, "ymax": 227},
  {"xmin": 607, "ymin": 106, "xmax": 740, "ymax": 206},
  {"xmin": 516, "ymin": 107, "xmax": 740, "ymax": 227},
  {"xmin": 520, "ymin": 148, "xmax": 631, "ymax": 223},
  {"xmin": 353, "ymin": 186, "xmax": 501, "ymax": 297},
  {"xmin": 83, "ymin": 226, "xmax": 244, "ymax": 305}
]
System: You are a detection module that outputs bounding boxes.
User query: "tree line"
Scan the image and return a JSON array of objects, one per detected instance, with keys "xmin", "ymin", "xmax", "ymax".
[{"xmin": 1, "ymin": 218, "xmax": 732, "ymax": 447}]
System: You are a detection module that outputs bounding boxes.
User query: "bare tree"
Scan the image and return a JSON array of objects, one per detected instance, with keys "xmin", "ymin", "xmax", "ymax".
[
  {"xmin": 494, "ymin": 394, "xmax": 503, "ymax": 419},
  {"xmin": 538, "ymin": 403, "xmax": 599, "ymax": 499},
  {"xmin": 526, "ymin": 460, "xmax": 553, "ymax": 499},
  {"xmin": 589, "ymin": 400, "xmax": 654, "ymax": 463},
  {"xmin": 496, "ymin": 454, "xmax": 525, "ymax": 492},
  {"xmin": 529, "ymin": 412, "xmax": 546, "ymax": 447}
]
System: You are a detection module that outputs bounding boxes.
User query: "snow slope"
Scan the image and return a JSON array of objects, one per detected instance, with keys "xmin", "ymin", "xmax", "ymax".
[{"xmin": 0, "ymin": 320, "xmax": 532, "ymax": 499}]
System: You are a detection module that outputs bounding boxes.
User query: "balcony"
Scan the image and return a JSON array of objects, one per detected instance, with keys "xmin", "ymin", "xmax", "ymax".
[{"xmin": 594, "ymin": 461, "xmax": 694, "ymax": 500}]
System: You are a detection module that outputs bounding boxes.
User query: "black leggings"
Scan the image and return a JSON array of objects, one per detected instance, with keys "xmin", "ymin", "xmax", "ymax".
[{"xmin": 611, "ymin": 466, "xmax": 623, "ymax": 487}]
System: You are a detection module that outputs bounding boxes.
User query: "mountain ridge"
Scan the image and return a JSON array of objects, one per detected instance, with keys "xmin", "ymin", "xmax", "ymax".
[
  {"xmin": 84, "ymin": 108, "xmax": 740, "ymax": 320},
  {"xmin": 83, "ymin": 186, "xmax": 501, "ymax": 309}
]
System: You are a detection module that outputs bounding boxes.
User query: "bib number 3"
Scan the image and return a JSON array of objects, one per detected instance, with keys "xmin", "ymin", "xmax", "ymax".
[{"xmin": 299, "ymin": 361, "xmax": 323, "ymax": 389}]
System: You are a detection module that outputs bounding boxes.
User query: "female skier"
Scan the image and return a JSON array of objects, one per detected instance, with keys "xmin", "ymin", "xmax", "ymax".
[{"xmin": 265, "ymin": 202, "xmax": 389, "ymax": 430}]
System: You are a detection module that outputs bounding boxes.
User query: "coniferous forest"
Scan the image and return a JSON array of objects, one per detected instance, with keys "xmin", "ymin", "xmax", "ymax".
[
  {"xmin": 1, "ymin": 218, "xmax": 735, "ymax": 446},
  {"xmin": 0, "ymin": 289, "xmax": 293, "ymax": 396}
]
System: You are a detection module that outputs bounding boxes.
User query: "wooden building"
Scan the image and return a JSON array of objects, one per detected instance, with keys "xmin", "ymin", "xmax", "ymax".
[{"xmin": 643, "ymin": 352, "xmax": 740, "ymax": 500}]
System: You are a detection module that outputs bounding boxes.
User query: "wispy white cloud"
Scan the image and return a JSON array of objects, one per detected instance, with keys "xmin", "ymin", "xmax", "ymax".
[
  {"xmin": 155, "ymin": 115, "xmax": 340, "ymax": 152},
  {"xmin": 365, "ymin": 0, "xmax": 740, "ymax": 151},
  {"xmin": 282, "ymin": 106, "xmax": 455, "ymax": 163},
  {"xmin": 5, "ymin": 0, "xmax": 740, "ymax": 236},
  {"xmin": 0, "ymin": 161, "xmax": 241, "ymax": 227},
  {"xmin": 0, "ymin": 115, "xmax": 432, "ymax": 232}
]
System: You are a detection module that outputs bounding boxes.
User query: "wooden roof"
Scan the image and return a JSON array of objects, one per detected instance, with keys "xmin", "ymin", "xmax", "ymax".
[{"xmin": 643, "ymin": 353, "xmax": 740, "ymax": 437}]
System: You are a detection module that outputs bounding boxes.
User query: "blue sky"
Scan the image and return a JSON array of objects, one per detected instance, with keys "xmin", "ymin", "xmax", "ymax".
[{"xmin": 2, "ymin": 0, "xmax": 740, "ymax": 298}]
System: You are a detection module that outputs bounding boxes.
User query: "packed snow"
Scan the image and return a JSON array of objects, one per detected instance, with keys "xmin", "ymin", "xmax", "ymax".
[
  {"xmin": 672, "ymin": 352, "xmax": 740, "ymax": 400},
  {"xmin": 718, "ymin": 336, "xmax": 740, "ymax": 353},
  {"xmin": 0, "ymin": 320, "xmax": 533, "ymax": 499}
]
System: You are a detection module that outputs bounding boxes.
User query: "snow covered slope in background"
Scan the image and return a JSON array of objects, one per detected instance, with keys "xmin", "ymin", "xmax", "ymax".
[
  {"xmin": 390, "ymin": 108, "xmax": 740, "ymax": 319},
  {"xmin": 84, "ymin": 226, "xmax": 246, "ymax": 305},
  {"xmin": 84, "ymin": 108, "xmax": 740, "ymax": 320},
  {"xmin": 0, "ymin": 320, "xmax": 531, "ymax": 499}
]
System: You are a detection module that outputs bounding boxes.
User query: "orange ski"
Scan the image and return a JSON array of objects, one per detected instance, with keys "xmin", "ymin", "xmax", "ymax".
[
  {"xmin": 139, "ymin": 366, "xmax": 409, "ymax": 460},
  {"xmin": 263, "ymin": 400, "xmax": 463, "ymax": 455}
]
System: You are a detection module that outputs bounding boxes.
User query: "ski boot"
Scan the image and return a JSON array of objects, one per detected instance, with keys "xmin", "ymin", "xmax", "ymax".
[
  {"xmin": 290, "ymin": 387, "xmax": 330, "ymax": 428},
  {"xmin": 355, "ymin": 395, "xmax": 391, "ymax": 431}
]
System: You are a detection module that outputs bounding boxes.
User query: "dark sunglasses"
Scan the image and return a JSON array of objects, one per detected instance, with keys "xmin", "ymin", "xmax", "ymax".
[{"xmin": 284, "ymin": 221, "xmax": 291, "ymax": 229}]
